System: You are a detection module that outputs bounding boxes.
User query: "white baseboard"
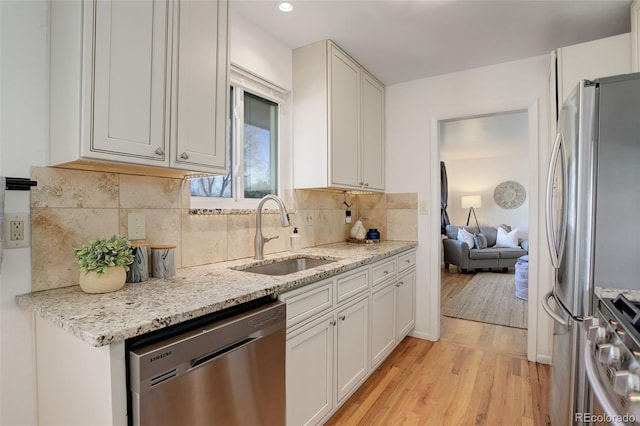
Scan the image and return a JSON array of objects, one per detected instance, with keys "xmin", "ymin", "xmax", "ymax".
[
  {"xmin": 408, "ymin": 330, "xmax": 435, "ymax": 341},
  {"xmin": 536, "ymin": 354, "xmax": 552, "ymax": 365}
]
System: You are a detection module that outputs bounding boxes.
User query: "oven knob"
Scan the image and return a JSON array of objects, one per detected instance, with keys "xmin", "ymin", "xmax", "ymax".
[
  {"xmin": 626, "ymin": 392, "xmax": 640, "ymax": 422},
  {"xmin": 598, "ymin": 344, "xmax": 621, "ymax": 367},
  {"xmin": 614, "ymin": 371, "xmax": 640, "ymax": 396},
  {"xmin": 592, "ymin": 326, "xmax": 608, "ymax": 345}
]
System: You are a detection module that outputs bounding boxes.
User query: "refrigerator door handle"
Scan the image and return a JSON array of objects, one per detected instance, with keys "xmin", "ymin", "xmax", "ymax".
[
  {"xmin": 542, "ymin": 291, "xmax": 570, "ymax": 329},
  {"xmin": 545, "ymin": 131, "xmax": 568, "ymax": 269},
  {"xmin": 584, "ymin": 337, "xmax": 627, "ymax": 426}
]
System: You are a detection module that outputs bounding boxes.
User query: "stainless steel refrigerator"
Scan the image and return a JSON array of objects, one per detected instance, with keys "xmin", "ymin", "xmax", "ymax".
[{"xmin": 543, "ymin": 72, "xmax": 640, "ymax": 425}]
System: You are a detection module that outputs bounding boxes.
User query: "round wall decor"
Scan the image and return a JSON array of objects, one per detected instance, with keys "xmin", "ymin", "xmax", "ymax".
[{"xmin": 494, "ymin": 181, "xmax": 526, "ymax": 209}]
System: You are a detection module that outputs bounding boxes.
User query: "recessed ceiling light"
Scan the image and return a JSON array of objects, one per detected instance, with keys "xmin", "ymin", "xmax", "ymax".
[{"xmin": 279, "ymin": 2, "xmax": 293, "ymax": 12}]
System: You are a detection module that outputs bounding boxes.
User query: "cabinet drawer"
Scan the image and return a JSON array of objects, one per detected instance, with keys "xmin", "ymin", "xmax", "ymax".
[
  {"xmin": 398, "ymin": 250, "xmax": 416, "ymax": 273},
  {"xmin": 336, "ymin": 267, "xmax": 369, "ymax": 303},
  {"xmin": 371, "ymin": 259, "xmax": 397, "ymax": 287},
  {"xmin": 279, "ymin": 279, "xmax": 335, "ymax": 327}
]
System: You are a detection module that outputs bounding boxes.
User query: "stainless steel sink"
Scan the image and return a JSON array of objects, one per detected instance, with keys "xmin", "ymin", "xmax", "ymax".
[{"xmin": 235, "ymin": 257, "xmax": 338, "ymax": 276}]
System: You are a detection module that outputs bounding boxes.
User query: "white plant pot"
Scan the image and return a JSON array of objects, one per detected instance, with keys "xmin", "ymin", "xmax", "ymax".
[{"xmin": 79, "ymin": 266, "xmax": 126, "ymax": 294}]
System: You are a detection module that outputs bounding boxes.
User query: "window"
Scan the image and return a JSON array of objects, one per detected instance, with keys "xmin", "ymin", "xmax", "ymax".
[{"xmin": 190, "ymin": 67, "xmax": 286, "ymax": 206}]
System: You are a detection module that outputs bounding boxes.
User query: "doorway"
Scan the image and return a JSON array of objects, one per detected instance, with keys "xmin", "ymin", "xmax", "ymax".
[{"xmin": 433, "ymin": 106, "xmax": 539, "ymax": 360}]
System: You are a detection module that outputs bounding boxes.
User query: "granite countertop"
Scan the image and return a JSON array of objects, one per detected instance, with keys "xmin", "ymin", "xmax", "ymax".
[
  {"xmin": 595, "ymin": 287, "xmax": 640, "ymax": 302},
  {"xmin": 16, "ymin": 241, "xmax": 417, "ymax": 347}
]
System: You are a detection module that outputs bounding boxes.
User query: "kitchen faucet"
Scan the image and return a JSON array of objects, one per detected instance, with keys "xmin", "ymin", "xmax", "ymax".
[{"xmin": 254, "ymin": 194, "xmax": 291, "ymax": 260}]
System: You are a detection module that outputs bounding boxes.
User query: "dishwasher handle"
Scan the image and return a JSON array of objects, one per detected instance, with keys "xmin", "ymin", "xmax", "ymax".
[{"xmin": 191, "ymin": 336, "xmax": 256, "ymax": 369}]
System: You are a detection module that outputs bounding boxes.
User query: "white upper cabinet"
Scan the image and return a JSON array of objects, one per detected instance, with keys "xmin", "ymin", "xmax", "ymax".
[
  {"xmin": 361, "ymin": 71, "xmax": 385, "ymax": 191},
  {"xmin": 171, "ymin": 0, "xmax": 229, "ymax": 171},
  {"xmin": 549, "ymin": 33, "xmax": 631, "ymax": 142},
  {"xmin": 293, "ymin": 40, "xmax": 385, "ymax": 192},
  {"xmin": 329, "ymin": 46, "xmax": 361, "ymax": 189},
  {"xmin": 553, "ymin": 33, "xmax": 631, "ymax": 117},
  {"xmin": 50, "ymin": 0, "xmax": 229, "ymax": 176},
  {"xmin": 91, "ymin": 0, "xmax": 170, "ymax": 162},
  {"xmin": 633, "ymin": 0, "xmax": 640, "ymax": 72}
]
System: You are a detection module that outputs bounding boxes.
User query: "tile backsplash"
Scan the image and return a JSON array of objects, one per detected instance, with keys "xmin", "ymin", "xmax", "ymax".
[{"xmin": 30, "ymin": 166, "xmax": 417, "ymax": 291}]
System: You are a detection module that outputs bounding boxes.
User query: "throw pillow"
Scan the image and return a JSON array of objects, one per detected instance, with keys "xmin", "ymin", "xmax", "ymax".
[
  {"xmin": 473, "ymin": 233, "xmax": 488, "ymax": 249},
  {"xmin": 457, "ymin": 227, "xmax": 475, "ymax": 248},
  {"xmin": 495, "ymin": 226, "xmax": 520, "ymax": 248}
]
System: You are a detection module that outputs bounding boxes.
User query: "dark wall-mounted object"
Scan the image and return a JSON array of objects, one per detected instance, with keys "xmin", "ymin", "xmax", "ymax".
[{"xmin": 5, "ymin": 177, "xmax": 38, "ymax": 191}]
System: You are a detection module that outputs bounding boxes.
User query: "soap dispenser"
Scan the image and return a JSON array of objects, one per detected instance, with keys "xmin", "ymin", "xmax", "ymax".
[{"xmin": 290, "ymin": 227, "xmax": 301, "ymax": 251}]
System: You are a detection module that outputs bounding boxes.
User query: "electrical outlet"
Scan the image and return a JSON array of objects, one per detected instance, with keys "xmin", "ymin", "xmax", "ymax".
[
  {"xmin": 4, "ymin": 213, "xmax": 30, "ymax": 249},
  {"xmin": 128, "ymin": 213, "xmax": 146, "ymax": 240},
  {"xmin": 305, "ymin": 214, "xmax": 314, "ymax": 226}
]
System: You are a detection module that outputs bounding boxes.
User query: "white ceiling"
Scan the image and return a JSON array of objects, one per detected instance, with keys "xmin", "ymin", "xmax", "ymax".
[{"xmin": 230, "ymin": 0, "xmax": 632, "ymax": 85}]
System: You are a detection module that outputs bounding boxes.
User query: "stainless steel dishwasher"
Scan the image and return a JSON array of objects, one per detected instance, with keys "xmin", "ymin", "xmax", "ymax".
[{"xmin": 128, "ymin": 298, "xmax": 286, "ymax": 426}]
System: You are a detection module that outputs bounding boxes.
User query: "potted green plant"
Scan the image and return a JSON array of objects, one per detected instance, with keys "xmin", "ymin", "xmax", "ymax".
[{"xmin": 73, "ymin": 235, "xmax": 134, "ymax": 293}]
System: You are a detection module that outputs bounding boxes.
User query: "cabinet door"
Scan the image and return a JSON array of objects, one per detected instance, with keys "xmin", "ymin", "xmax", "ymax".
[
  {"xmin": 361, "ymin": 71, "xmax": 385, "ymax": 191},
  {"xmin": 171, "ymin": 0, "xmax": 229, "ymax": 173},
  {"xmin": 286, "ymin": 314, "xmax": 334, "ymax": 426},
  {"xmin": 370, "ymin": 281, "xmax": 396, "ymax": 369},
  {"xmin": 396, "ymin": 270, "xmax": 416, "ymax": 342},
  {"xmin": 91, "ymin": 0, "xmax": 170, "ymax": 164},
  {"xmin": 336, "ymin": 297, "xmax": 369, "ymax": 403},
  {"xmin": 329, "ymin": 45, "xmax": 361, "ymax": 188}
]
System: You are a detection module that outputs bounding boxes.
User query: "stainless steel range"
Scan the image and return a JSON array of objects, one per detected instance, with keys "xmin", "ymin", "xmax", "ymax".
[{"xmin": 586, "ymin": 295, "xmax": 640, "ymax": 425}]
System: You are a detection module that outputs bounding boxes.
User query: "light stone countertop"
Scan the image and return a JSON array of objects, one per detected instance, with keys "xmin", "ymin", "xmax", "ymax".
[
  {"xmin": 595, "ymin": 287, "xmax": 640, "ymax": 302},
  {"xmin": 16, "ymin": 241, "xmax": 417, "ymax": 347}
]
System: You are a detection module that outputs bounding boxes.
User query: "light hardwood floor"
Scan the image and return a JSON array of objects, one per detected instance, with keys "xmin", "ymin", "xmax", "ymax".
[{"xmin": 325, "ymin": 268, "xmax": 551, "ymax": 426}]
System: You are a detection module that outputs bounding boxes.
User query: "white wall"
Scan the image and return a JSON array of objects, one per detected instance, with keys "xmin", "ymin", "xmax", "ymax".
[
  {"xmin": 0, "ymin": 4, "xmax": 293, "ymax": 423},
  {"xmin": 0, "ymin": 1, "xmax": 48, "ymax": 424},
  {"xmin": 385, "ymin": 54, "xmax": 553, "ymax": 363},
  {"xmin": 440, "ymin": 111, "xmax": 530, "ymax": 238}
]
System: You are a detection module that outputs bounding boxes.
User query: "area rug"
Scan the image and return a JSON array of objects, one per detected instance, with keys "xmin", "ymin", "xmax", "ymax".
[{"xmin": 442, "ymin": 272, "xmax": 527, "ymax": 329}]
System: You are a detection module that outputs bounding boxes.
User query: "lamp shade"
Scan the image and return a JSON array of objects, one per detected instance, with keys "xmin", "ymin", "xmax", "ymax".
[{"xmin": 461, "ymin": 195, "xmax": 482, "ymax": 209}]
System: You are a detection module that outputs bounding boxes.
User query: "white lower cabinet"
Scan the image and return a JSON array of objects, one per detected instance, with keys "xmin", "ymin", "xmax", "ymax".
[
  {"xmin": 285, "ymin": 296, "xmax": 368, "ymax": 426},
  {"xmin": 286, "ymin": 313, "xmax": 335, "ymax": 426},
  {"xmin": 336, "ymin": 297, "xmax": 369, "ymax": 402},
  {"xmin": 370, "ymin": 268, "xmax": 416, "ymax": 370},
  {"xmin": 370, "ymin": 280, "xmax": 396, "ymax": 368},
  {"xmin": 396, "ymin": 269, "xmax": 416, "ymax": 342},
  {"xmin": 280, "ymin": 248, "xmax": 417, "ymax": 425}
]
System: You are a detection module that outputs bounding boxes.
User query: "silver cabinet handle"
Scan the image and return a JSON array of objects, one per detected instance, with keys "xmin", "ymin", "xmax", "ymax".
[
  {"xmin": 180, "ymin": 152, "xmax": 189, "ymax": 160},
  {"xmin": 541, "ymin": 291, "xmax": 569, "ymax": 329},
  {"xmin": 155, "ymin": 147, "xmax": 165, "ymax": 156},
  {"xmin": 585, "ymin": 336, "xmax": 627, "ymax": 425},
  {"xmin": 339, "ymin": 315, "xmax": 346, "ymax": 321}
]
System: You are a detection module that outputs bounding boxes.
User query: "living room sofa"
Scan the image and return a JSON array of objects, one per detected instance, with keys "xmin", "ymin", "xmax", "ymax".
[{"xmin": 443, "ymin": 224, "xmax": 528, "ymax": 273}]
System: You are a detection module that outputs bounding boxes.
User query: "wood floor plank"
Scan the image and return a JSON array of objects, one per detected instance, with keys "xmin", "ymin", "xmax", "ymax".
[{"xmin": 325, "ymin": 269, "xmax": 550, "ymax": 426}]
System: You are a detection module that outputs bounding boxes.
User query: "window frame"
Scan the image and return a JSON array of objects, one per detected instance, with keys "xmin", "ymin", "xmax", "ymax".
[{"xmin": 190, "ymin": 65, "xmax": 288, "ymax": 209}]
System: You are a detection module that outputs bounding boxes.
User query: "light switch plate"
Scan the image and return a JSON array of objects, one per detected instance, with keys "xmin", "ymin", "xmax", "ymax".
[
  {"xmin": 128, "ymin": 213, "xmax": 146, "ymax": 240},
  {"xmin": 4, "ymin": 213, "xmax": 30, "ymax": 249}
]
